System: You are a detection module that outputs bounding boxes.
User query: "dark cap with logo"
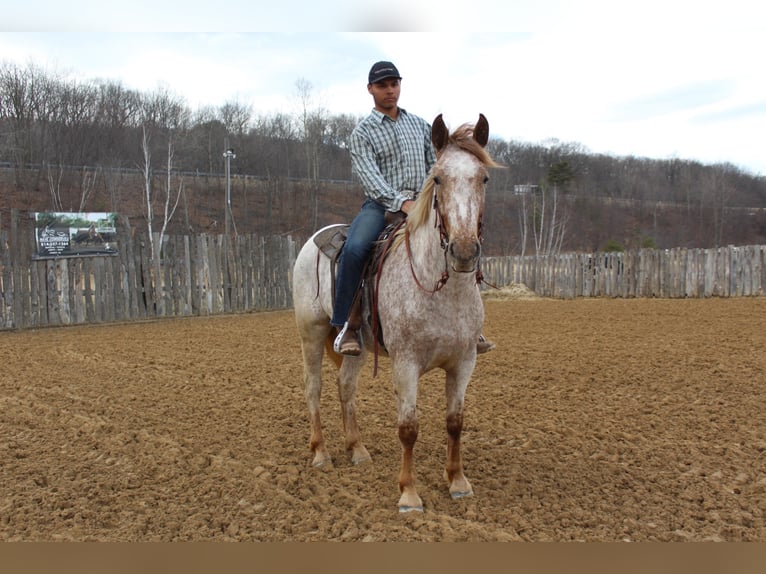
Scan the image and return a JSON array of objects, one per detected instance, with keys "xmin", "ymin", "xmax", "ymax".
[{"xmin": 368, "ymin": 61, "xmax": 402, "ymax": 84}]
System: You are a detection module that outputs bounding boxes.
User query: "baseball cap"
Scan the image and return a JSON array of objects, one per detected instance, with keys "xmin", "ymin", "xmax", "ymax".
[{"xmin": 368, "ymin": 61, "xmax": 402, "ymax": 84}]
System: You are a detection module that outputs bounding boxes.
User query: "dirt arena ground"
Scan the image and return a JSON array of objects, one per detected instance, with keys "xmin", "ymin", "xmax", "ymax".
[{"xmin": 1, "ymin": 293, "xmax": 764, "ymax": 542}]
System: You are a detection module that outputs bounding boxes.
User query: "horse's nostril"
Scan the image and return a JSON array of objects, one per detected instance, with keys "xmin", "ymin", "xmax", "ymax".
[{"xmin": 448, "ymin": 239, "xmax": 481, "ymax": 269}]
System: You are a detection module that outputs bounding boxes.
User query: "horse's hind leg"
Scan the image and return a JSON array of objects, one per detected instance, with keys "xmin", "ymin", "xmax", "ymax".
[
  {"xmin": 336, "ymin": 352, "xmax": 371, "ymax": 465},
  {"xmin": 300, "ymin": 325, "xmax": 333, "ymax": 468}
]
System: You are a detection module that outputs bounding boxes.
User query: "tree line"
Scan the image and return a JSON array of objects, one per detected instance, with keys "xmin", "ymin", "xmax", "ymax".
[{"xmin": 2, "ymin": 60, "xmax": 765, "ymax": 255}]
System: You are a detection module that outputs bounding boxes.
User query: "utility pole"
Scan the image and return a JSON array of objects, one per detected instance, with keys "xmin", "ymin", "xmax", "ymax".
[{"xmin": 223, "ymin": 145, "xmax": 236, "ymax": 235}]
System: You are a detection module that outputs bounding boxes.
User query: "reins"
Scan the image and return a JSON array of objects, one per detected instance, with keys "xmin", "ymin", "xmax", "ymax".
[
  {"xmin": 403, "ymin": 187, "xmax": 450, "ymax": 294},
  {"xmin": 371, "ymin": 218, "xmax": 407, "ymax": 377},
  {"xmin": 405, "ymin": 226, "xmax": 450, "ymax": 294}
]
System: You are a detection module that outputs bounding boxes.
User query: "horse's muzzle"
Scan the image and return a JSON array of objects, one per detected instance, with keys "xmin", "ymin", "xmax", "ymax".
[{"xmin": 448, "ymin": 238, "xmax": 481, "ymax": 273}]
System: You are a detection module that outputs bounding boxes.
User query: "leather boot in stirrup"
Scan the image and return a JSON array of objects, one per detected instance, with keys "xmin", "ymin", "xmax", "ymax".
[
  {"xmin": 333, "ymin": 322, "xmax": 361, "ymax": 356},
  {"xmin": 477, "ymin": 334, "xmax": 495, "ymax": 354},
  {"xmin": 333, "ymin": 287, "xmax": 363, "ymax": 356}
]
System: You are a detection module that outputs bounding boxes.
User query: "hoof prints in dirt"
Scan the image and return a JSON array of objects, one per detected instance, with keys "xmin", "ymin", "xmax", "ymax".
[{"xmin": 1, "ymin": 299, "xmax": 765, "ymax": 541}]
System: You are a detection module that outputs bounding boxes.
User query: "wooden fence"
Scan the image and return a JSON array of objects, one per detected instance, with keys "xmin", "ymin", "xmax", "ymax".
[
  {"xmin": 1, "ymin": 209, "xmax": 765, "ymax": 330},
  {"xmin": 1, "ymin": 212, "xmax": 297, "ymax": 330},
  {"xmin": 482, "ymin": 245, "xmax": 766, "ymax": 299}
]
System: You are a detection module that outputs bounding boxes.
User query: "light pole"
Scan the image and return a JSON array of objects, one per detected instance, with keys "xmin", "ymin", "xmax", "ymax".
[{"xmin": 223, "ymin": 147, "xmax": 236, "ymax": 235}]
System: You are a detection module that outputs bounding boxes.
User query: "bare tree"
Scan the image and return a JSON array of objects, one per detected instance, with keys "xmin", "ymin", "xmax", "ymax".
[
  {"xmin": 93, "ymin": 80, "xmax": 142, "ymax": 171},
  {"xmin": 518, "ymin": 191, "xmax": 529, "ymax": 257},
  {"xmin": 325, "ymin": 113, "xmax": 359, "ymax": 150},
  {"xmin": 253, "ymin": 111, "xmax": 297, "ymax": 177},
  {"xmin": 140, "ymin": 126, "xmax": 183, "ymax": 256},
  {"xmin": 45, "ymin": 163, "xmax": 64, "ymax": 211},
  {"xmin": 141, "ymin": 125, "xmax": 155, "ymax": 257},
  {"xmin": 219, "ymin": 99, "xmax": 252, "ymax": 140},
  {"xmin": 103, "ymin": 168, "xmax": 125, "ymax": 212},
  {"xmin": 0, "ymin": 62, "xmax": 57, "ymax": 190},
  {"xmin": 160, "ymin": 138, "xmax": 183, "ymax": 245},
  {"xmin": 294, "ymin": 78, "xmax": 313, "ymax": 178},
  {"xmin": 77, "ymin": 167, "xmax": 99, "ymax": 212},
  {"xmin": 140, "ymin": 125, "xmax": 183, "ymax": 314},
  {"xmin": 295, "ymin": 78, "xmax": 328, "ymax": 230},
  {"xmin": 189, "ymin": 106, "xmax": 226, "ymax": 175},
  {"xmin": 519, "ymin": 160, "xmax": 574, "ymax": 257},
  {"xmin": 708, "ymin": 163, "xmax": 735, "ymax": 247}
]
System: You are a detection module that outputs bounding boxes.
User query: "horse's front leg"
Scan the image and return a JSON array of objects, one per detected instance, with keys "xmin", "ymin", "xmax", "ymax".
[
  {"xmin": 445, "ymin": 366, "xmax": 474, "ymax": 499},
  {"xmin": 394, "ymin": 364, "xmax": 423, "ymax": 512}
]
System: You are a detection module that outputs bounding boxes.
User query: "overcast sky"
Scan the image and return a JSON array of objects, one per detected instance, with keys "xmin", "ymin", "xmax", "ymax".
[{"xmin": 3, "ymin": 1, "xmax": 765, "ymax": 175}]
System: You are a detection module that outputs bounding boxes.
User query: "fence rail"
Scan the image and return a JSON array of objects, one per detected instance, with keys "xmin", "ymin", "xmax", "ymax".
[{"xmin": 1, "ymin": 208, "xmax": 764, "ymax": 330}]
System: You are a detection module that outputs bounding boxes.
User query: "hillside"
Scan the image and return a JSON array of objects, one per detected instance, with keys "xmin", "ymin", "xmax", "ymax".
[
  {"xmin": 3, "ymin": 166, "xmax": 766, "ymax": 256},
  {"xmin": 3, "ymin": 60, "xmax": 766, "ymax": 254}
]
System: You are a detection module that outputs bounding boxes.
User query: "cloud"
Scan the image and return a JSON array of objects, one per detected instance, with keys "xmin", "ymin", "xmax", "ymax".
[
  {"xmin": 694, "ymin": 100, "xmax": 766, "ymax": 123},
  {"xmin": 609, "ymin": 81, "xmax": 736, "ymax": 122}
]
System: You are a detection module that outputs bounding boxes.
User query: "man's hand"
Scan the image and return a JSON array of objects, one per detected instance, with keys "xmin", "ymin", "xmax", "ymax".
[{"xmin": 401, "ymin": 199, "xmax": 416, "ymax": 214}]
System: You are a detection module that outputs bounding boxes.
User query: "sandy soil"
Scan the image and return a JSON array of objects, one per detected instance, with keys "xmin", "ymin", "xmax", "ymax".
[{"xmin": 1, "ymin": 295, "xmax": 764, "ymax": 541}]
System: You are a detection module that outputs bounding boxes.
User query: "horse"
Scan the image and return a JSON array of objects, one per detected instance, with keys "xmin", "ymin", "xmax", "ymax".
[{"xmin": 292, "ymin": 114, "xmax": 500, "ymax": 512}]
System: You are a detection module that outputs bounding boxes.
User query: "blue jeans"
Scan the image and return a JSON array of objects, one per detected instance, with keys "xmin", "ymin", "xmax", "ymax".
[{"xmin": 331, "ymin": 199, "xmax": 387, "ymax": 327}]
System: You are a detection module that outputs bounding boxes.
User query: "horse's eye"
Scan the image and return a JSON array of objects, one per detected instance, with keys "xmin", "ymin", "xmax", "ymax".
[
  {"xmin": 433, "ymin": 176, "xmax": 441, "ymax": 185},
  {"xmin": 483, "ymin": 176, "xmax": 489, "ymax": 184}
]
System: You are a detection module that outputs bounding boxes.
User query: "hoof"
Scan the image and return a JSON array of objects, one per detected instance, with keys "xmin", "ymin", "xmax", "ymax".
[
  {"xmin": 311, "ymin": 454, "xmax": 334, "ymax": 469},
  {"xmin": 450, "ymin": 490, "xmax": 474, "ymax": 500},
  {"xmin": 447, "ymin": 473, "xmax": 473, "ymax": 499},
  {"xmin": 352, "ymin": 455, "xmax": 372, "ymax": 466},
  {"xmin": 350, "ymin": 446, "xmax": 372, "ymax": 466},
  {"xmin": 398, "ymin": 490, "xmax": 423, "ymax": 512}
]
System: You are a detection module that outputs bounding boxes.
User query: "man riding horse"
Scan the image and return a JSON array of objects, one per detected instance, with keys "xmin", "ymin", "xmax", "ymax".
[{"xmin": 331, "ymin": 61, "xmax": 495, "ymax": 356}]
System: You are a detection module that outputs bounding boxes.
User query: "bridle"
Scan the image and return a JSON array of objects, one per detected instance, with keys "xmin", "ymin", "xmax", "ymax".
[{"xmin": 404, "ymin": 182, "xmax": 494, "ymax": 294}]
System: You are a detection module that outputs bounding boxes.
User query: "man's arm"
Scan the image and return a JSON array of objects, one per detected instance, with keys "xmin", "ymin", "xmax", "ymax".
[{"xmin": 349, "ymin": 128, "xmax": 411, "ymax": 212}]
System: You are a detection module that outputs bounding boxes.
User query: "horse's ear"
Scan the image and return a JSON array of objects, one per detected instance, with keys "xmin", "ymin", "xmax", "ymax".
[
  {"xmin": 432, "ymin": 114, "xmax": 449, "ymax": 152},
  {"xmin": 474, "ymin": 114, "xmax": 489, "ymax": 147}
]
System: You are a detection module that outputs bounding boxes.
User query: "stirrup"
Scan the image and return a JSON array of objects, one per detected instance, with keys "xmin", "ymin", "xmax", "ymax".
[{"xmin": 333, "ymin": 322, "xmax": 361, "ymax": 356}]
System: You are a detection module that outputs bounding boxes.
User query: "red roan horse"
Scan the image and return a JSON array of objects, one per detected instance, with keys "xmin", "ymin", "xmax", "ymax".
[{"xmin": 292, "ymin": 114, "xmax": 500, "ymax": 511}]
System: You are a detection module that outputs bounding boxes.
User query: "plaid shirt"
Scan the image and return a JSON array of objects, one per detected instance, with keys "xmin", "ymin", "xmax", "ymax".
[{"xmin": 349, "ymin": 107, "xmax": 437, "ymax": 212}]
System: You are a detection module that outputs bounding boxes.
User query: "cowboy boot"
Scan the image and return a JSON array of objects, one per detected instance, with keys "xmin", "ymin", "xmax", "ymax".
[
  {"xmin": 477, "ymin": 334, "xmax": 495, "ymax": 354},
  {"xmin": 333, "ymin": 289, "xmax": 363, "ymax": 356}
]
